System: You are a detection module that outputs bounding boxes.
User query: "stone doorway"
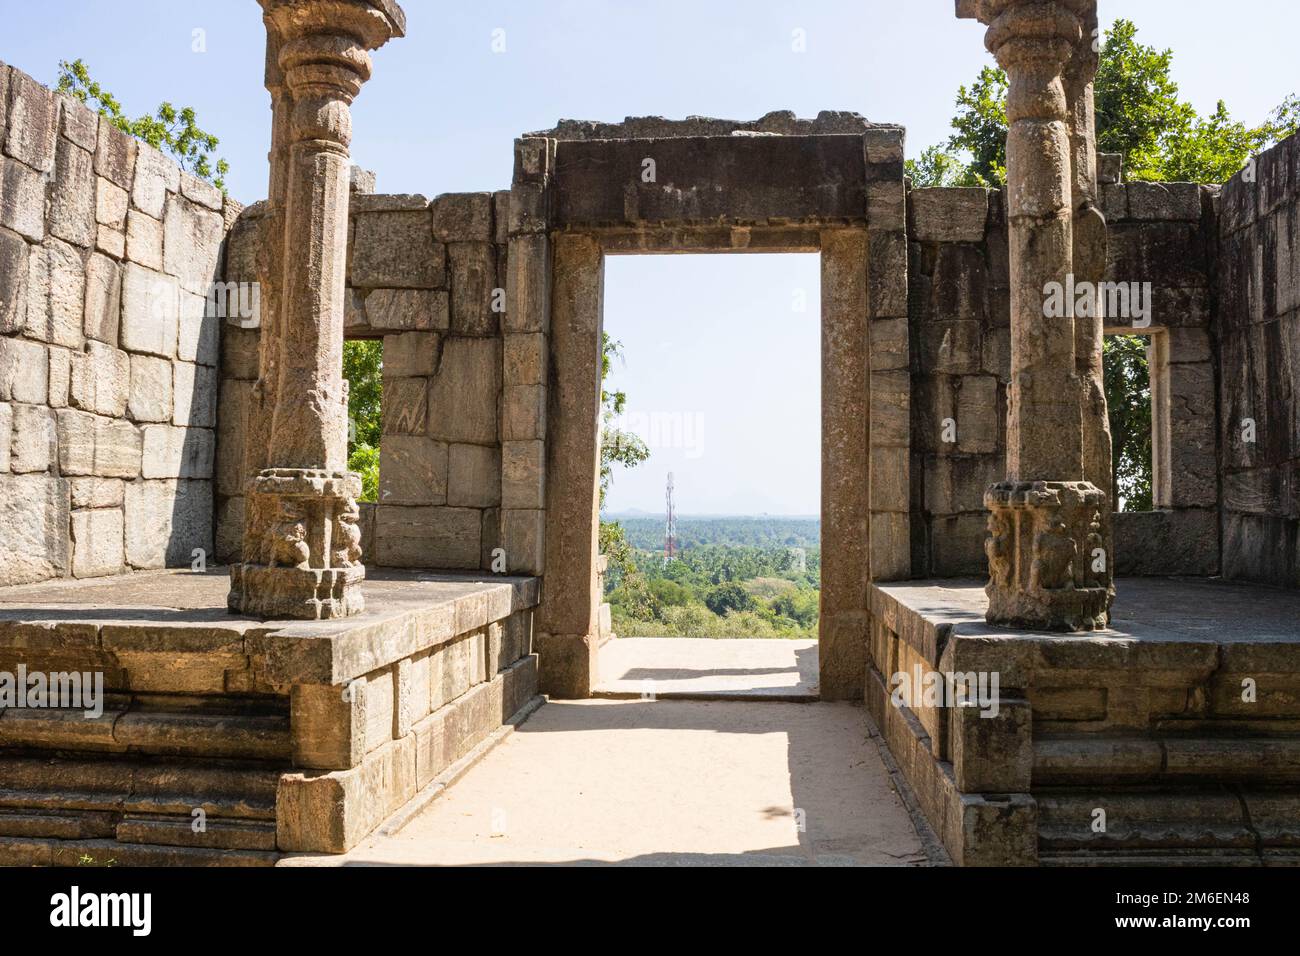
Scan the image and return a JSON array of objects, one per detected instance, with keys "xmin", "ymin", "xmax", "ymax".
[
  {"xmin": 593, "ymin": 251, "xmax": 820, "ymax": 696},
  {"xmin": 499, "ymin": 117, "xmax": 913, "ymax": 701}
]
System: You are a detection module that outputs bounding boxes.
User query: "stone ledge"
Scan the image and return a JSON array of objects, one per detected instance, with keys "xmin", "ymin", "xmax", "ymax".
[{"xmin": 0, "ymin": 568, "xmax": 541, "ymax": 687}]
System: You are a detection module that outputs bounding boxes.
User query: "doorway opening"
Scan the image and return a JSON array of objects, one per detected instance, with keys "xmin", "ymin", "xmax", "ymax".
[{"xmin": 596, "ymin": 253, "xmax": 821, "ymax": 696}]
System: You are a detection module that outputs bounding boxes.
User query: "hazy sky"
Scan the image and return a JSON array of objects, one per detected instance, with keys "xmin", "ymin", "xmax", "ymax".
[{"xmin": 6, "ymin": 1, "xmax": 1296, "ymax": 513}]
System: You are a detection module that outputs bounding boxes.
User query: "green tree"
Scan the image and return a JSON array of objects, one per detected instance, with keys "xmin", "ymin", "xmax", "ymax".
[
  {"xmin": 947, "ymin": 66, "xmax": 1009, "ymax": 185},
  {"xmin": 598, "ymin": 333, "xmax": 652, "ymax": 620},
  {"xmin": 1267, "ymin": 94, "xmax": 1300, "ymax": 142},
  {"xmin": 905, "ymin": 144, "xmax": 984, "ymax": 188},
  {"xmin": 600, "ymin": 333, "xmax": 650, "ymax": 506},
  {"xmin": 1093, "ymin": 19, "xmax": 1194, "ymax": 180},
  {"xmin": 1104, "ymin": 336, "xmax": 1152, "ymax": 512},
  {"xmin": 343, "ymin": 340, "xmax": 382, "ymax": 503},
  {"xmin": 704, "ymin": 582, "xmax": 755, "ymax": 617},
  {"xmin": 56, "ymin": 59, "xmax": 229, "ymax": 192},
  {"xmin": 930, "ymin": 19, "xmax": 1297, "ymax": 187}
]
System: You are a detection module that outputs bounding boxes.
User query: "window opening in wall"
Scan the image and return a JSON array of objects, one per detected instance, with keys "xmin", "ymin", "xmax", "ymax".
[
  {"xmin": 344, "ymin": 339, "xmax": 382, "ymax": 503},
  {"xmin": 1103, "ymin": 333, "xmax": 1153, "ymax": 512}
]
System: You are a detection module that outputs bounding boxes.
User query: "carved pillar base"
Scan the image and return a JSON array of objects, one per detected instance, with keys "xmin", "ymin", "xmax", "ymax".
[
  {"xmin": 984, "ymin": 480, "xmax": 1114, "ymax": 631},
  {"xmin": 228, "ymin": 469, "xmax": 365, "ymax": 620}
]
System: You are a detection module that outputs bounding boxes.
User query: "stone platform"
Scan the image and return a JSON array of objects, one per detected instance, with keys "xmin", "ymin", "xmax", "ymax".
[
  {"xmin": 866, "ymin": 577, "xmax": 1300, "ymax": 866},
  {"xmin": 0, "ymin": 568, "xmax": 540, "ymax": 865}
]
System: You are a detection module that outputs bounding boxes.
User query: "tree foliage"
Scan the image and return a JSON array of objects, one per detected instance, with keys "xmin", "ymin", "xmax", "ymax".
[
  {"xmin": 1104, "ymin": 336, "xmax": 1152, "ymax": 512},
  {"xmin": 605, "ymin": 525, "xmax": 822, "ymax": 639},
  {"xmin": 598, "ymin": 332, "xmax": 652, "ymax": 613},
  {"xmin": 704, "ymin": 582, "xmax": 755, "ymax": 617},
  {"xmin": 905, "ymin": 144, "xmax": 985, "ymax": 188},
  {"xmin": 343, "ymin": 340, "xmax": 383, "ymax": 503},
  {"xmin": 917, "ymin": 19, "xmax": 1298, "ymax": 188},
  {"xmin": 947, "ymin": 66, "xmax": 1009, "ymax": 186},
  {"xmin": 56, "ymin": 59, "xmax": 230, "ymax": 192},
  {"xmin": 599, "ymin": 333, "xmax": 650, "ymax": 507}
]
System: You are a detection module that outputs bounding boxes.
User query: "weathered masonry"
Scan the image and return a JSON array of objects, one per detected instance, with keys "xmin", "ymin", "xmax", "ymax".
[{"xmin": 1, "ymin": 0, "xmax": 1299, "ymax": 865}]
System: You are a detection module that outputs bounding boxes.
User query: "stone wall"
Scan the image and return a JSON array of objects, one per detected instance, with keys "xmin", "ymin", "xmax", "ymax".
[
  {"xmin": 907, "ymin": 186, "xmax": 1007, "ymax": 577},
  {"xmin": 1217, "ymin": 130, "xmax": 1300, "ymax": 587},
  {"xmin": 0, "ymin": 61, "xmax": 229, "ymax": 587},
  {"xmin": 907, "ymin": 177, "xmax": 1220, "ymax": 578},
  {"xmin": 217, "ymin": 189, "xmax": 510, "ymax": 571},
  {"xmin": 1101, "ymin": 177, "xmax": 1220, "ymax": 575}
]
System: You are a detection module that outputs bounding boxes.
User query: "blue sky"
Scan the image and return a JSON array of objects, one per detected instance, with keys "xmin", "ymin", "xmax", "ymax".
[{"xmin": 5, "ymin": 1, "xmax": 1296, "ymax": 513}]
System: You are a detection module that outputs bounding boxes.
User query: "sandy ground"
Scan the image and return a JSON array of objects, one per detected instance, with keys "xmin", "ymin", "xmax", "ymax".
[{"xmin": 285, "ymin": 698, "xmax": 930, "ymax": 867}]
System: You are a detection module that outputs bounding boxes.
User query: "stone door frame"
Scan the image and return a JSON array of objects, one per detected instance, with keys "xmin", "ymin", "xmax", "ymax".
[{"xmin": 499, "ymin": 122, "xmax": 913, "ymax": 700}]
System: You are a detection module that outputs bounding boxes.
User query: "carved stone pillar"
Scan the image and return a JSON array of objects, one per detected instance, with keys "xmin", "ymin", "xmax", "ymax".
[
  {"xmin": 229, "ymin": 0, "xmax": 405, "ymax": 620},
  {"xmin": 1063, "ymin": 4, "xmax": 1115, "ymax": 582},
  {"xmin": 960, "ymin": 0, "xmax": 1113, "ymax": 630}
]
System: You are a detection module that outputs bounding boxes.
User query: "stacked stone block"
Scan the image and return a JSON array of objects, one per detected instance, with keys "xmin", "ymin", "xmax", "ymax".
[
  {"xmin": 863, "ymin": 127, "xmax": 912, "ymax": 584},
  {"xmin": 908, "ymin": 186, "xmax": 1007, "ymax": 576},
  {"xmin": 0, "ymin": 61, "xmax": 226, "ymax": 587},
  {"xmin": 500, "ymin": 138, "xmax": 552, "ymax": 581},
  {"xmin": 279, "ymin": 596, "xmax": 538, "ymax": 853},
  {"xmin": 867, "ymin": 578, "xmax": 1300, "ymax": 865},
  {"xmin": 1103, "ymin": 176, "xmax": 1220, "ymax": 575},
  {"xmin": 1217, "ymin": 130, "xmax": 1300, "ymax": 587},
  {"xmin": 908, "ymin": 179, "xmax": 1221, "ymax": 578},
  {"xmin": 217, "ymin": 189, "xmax": 511, "ymax": 571}
]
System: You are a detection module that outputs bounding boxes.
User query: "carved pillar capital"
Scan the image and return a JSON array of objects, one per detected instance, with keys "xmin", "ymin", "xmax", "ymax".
[{"xmin": 263, "ymin": 0, "xmax": 403, "ymax": 147}]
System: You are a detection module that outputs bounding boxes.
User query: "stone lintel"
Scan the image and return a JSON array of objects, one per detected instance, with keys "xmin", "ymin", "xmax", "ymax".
[{"xmin": 552, "ymin": 134, "xmax": 872, "ymax": 229}]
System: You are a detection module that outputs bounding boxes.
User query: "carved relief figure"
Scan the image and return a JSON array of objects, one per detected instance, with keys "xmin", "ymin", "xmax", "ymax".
[
  {"xmin": 269, "ymin": 499, "xmax": 311, "ymax": 569},
  {"xmin": 1084, "ymin": 509, "xmax": 1106, "ymax": 588},
  {"xmin": 334, "ymin": 497, "xmax": 363, "ymax": 567},
  {"xmin": 986, "ymin": 509, "xmax": 1016, "ymax": 589},
  {"xmin": 1031, "ymin": 516, "xmax": 1076, "ymax": 592}
]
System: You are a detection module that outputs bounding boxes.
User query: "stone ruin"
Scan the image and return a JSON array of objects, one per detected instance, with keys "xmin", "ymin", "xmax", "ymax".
[{"xmin": 0, "ymin": 0, "xmax": 1297, "ymax": 865}]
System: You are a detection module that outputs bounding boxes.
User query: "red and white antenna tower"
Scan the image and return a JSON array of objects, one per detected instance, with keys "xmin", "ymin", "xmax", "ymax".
[{"xmin": 664, "ymin": 472, "xmax": 678, "ymax": 564}]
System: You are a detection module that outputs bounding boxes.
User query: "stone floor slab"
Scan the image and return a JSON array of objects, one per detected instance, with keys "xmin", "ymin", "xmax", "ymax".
[
  {"xmin": 593, "ymin": 636, "xmax": 819, "ymax": 700},
  {"xmin": 878, "ymin": 576, "xmax": 1300, "ymax": 642}
]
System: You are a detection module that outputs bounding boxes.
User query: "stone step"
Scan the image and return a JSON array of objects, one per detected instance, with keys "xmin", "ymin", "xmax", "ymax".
[
  {"xmin": 0, "ymin": 755, "xmax": 280, "ymax": 820},
  {"xmin": 1037, "ymin": 789, "xmax": 1300, "ymax": 855},
  {"xmin": 115, "ymin": 814, "xmax": 278, "ymax": 851},
  {"xmin": 0, "ymin": 703, "xmax": 290, "ymax": 760},
  {"xmin": 1034, "ymin": 734, "xmax": 1300, "ymax": 785},
  {"xmin": 0, "ymin": 835, "xmax": 278, "ymax": 867},
  {"xmin": 0, "ymin": 807, "xmax": 277, "ymax": 851}
]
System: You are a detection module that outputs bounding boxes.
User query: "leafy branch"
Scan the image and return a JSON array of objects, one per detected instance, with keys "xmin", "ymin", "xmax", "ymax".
[{"xmin": 56, "ymin": 58, "xmax": 230, "ymax": 192}]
